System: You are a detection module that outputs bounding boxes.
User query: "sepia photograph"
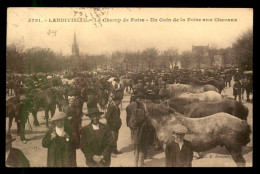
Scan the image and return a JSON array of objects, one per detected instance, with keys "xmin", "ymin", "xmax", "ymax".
[{"xmin": 6, "ymin": 8, "xmax": 253, "ymax": 167}]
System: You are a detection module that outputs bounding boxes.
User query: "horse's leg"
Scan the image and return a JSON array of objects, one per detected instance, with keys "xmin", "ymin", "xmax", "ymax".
[
  {"xmin": 241, "ymin": 88, "xmax": 244, "ymax": 100},
  {"xmin": 226, "ymin": 146, "xmax": 246, "ymax": 167},
  {"xmin": 58, "ymin": 102, "xmax": 62, "ymax": 112},
  {"xmin": 51, "ymin": 105, "xmax": 56, "ymax": 118},
  {"xmin": 17, "ymin": 121, "xmax": 21, "ymax": 136},
  {"xmin": 8, "ymin": 116, "xmax": 13, "ymax": 133},
  {"xmin": 45, "ymin": 109, "xmax": 49, "ymax": 127},
  {"xmin": 32, "ymin": 110, "xmax": 40, "ymax": 126},
  {"xmin": 246, "ymin": 88, "xmax": 250, "ymax": 102}
]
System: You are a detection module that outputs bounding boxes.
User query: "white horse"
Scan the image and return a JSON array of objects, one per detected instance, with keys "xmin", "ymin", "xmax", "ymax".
[{"xmin": 179, "ymin": 91, "xmax": 223, "ymax": 102}]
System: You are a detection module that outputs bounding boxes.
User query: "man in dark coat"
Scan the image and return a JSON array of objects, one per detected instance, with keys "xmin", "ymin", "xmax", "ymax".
[
  {"xmin": 6, "ymin": 133, "xmax": 30, "ymax": 167},
  {"xmin": 165, "ymin": 124, "xmax": 193, "ymax": 167},
  {"xmin": 80, "ymin": 107, "xmax": 113, "ymax": 167},
  {"xmin": 63, "ymin": 97, "xmax": 81, "ymax": 167},
  {"xmin": 233, "ymin": 80, "xmax": 242, "ymax": 102},
  {"xmin": 42, "ymin": 112, "xmax": 77, "ymax": 167},
  {"xmin": 71, "ymin": 88, "xmax": 84, "ymax": 129},
  {"xmin": 126, "ymin": 95, "xmax": 148, "ymax": 167},
  {"xmin": 15, "ymin": 89, "xmax": 30, "ymax": 144},
  {"xmin": 105, "ymin": 96, "xmax": 122, "ymax": 155}
]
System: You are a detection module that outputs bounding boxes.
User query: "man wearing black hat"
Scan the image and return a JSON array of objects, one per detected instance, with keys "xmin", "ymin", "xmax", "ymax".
[
  {"xmin": 105, "ymin": 96, "xmax": 122, "ymax": 155},
  {"xmin": 15, "ymin": 88, "xmax": 30, "ymax": 144},
  {"xmin": 80, "ymin": 107, "xmax": 113, "ymax": 167},
  {"xmin": 6, "ymin": 133, "xmax": 30, "ymax": 167}
]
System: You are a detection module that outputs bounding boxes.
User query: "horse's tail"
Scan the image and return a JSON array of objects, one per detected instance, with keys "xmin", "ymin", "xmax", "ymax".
[{"xmin": 239, "ymin": 120, "xmax": 251, "ymax": 146}]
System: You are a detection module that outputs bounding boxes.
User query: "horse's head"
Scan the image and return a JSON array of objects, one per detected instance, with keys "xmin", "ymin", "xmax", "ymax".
[{"xmin": 237, "ymin": 103, "xmax": 249, "ymax": 121}]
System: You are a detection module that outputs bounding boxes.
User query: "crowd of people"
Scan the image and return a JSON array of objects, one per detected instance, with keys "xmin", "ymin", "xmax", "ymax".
[{"xmin": 6, "ymin": 65, "xmax": 252, "ymax": 167}]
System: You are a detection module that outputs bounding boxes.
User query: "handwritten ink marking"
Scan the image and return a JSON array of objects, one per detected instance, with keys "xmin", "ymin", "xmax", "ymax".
[
  {"xmin": 73, "ymin": 11, "xmax": 78, "ymax": 17},
  {"xmin": 47, "ymin": 29, "xmax": 57, "ymax": 36}
]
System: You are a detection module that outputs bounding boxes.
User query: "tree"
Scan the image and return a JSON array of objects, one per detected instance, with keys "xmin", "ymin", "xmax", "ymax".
[
  {"xmin": 111, "ymin": 51, "xmax": 124, "ymax": 72},
  {"xmin": 208, "ymin": 44, "xmax": 218, "ymax": 67},
  {"xmin": 158, "ymin": 53, "xmax": 169, "ymax": 69},
  {"xmin": 6, "ymin": 44, "xmax": 25, "ymax": 73},
  {"xmin": 25, "ymin": 47, "xmax": 62, "ymax": 73},
  {"xmin": 141, "ymin": 47, "xmax": 158, "ymax": 70},
  {"xmin": 163, "ymin": 49, "xmax": 179, "ymax": 69},
  {"xmin": 180, "ymin": 51, "xmax": 194, "ymax": 69},
  {"xmin": 124, "ymin": 51, "xmax": 133, "ymax": 71},
  {"xmin": 232, "ymin": 29, "xmax": 253, "ymax": 69}
]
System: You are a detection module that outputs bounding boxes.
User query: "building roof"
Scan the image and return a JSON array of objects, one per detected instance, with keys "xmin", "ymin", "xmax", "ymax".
[{"xmin": 192, "ymin": 45, "xmax": 209, "ymax": 53}]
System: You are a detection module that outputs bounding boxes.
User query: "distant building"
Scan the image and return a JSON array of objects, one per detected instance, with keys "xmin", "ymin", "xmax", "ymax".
[
  {"xmin": 72, "ymin": 32, "xmax": 79, "ymax": 57},
  {"xmin": 211, "ymin": 49, "xmax": 224, "ymax": 67},
  {"xmin": 192, "ymin": 45, "xmax": 209, "ymax": 57},
  {"xmin": 191, "ymin": 45, "xmax": 225, "ymax": 67}
]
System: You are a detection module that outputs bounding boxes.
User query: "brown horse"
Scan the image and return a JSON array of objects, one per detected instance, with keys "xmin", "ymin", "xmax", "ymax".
[
  {"xmin": 183, "ymin": 99, "xmax": 249, "ymax": 121},
  {"xmin": 6, "ymin": 96, "xmax": 20, "ymax": 133},
  {"xmin": 138, "ymin": 101, "xmax": 251, "ymax": 167},
  {"xmin": 97, "ymin": 90, "xmax": 110, "ymax": 114},
  {"xmin": 120, "ymin": 78, "xmax": 133, "ymax": 93},
  {"xmin": 166, "ymin": 97, "xmax": 248, "ymax": 121},
  {"xmin": 30, "ymin": 87, "xmax": 65, "ymax": 127},
  {"xmin": 190, "ymin": 78, "xmax": 226, "ymax": 93},
  {"xmin": 6, "ymin": 79, "xmax": 17, "ymax": 96}
]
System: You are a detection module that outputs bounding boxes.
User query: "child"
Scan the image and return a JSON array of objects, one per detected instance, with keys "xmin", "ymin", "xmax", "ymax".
[{"xmin": 165, "ymin": 124, "xmax": 193, "ymax": 167}]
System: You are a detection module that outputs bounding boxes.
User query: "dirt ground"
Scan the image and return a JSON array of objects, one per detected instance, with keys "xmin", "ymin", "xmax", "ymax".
[{"xmin": 6, "ymin": 78, "xmax": 253, "ymax": 167}]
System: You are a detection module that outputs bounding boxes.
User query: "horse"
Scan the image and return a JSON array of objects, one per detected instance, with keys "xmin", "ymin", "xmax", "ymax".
[
  {"xmin": 205, "ymin": 79, "xmax": 226, "ymax": 94},
  {"xmin": 178, "ymin": 91, "xmax": 223, "ymax": 102},
  {"xmin": 189, "ymin": 78, "xmax": 225, "ymax": 94},
  {"xmin": 166, "ymin": 84, "xmax": 206, "ymax": 99},
  {"xmin": 120, "ymin": 78, "xmax": 133, "ymax": 93},
  {"xmin": 30, "ymin": 87, "xmax": 65, "ymax": 127},
  {"xmin": 139, "ymin": 101, "xmax": 251, "ymax": 167},
  {"xmin": 241, "ymin": 77, "xmax": 253, "ymax": 102},
  {"xmin": 6, "ymin": 96, "xmax": 20, "ymax": 133},
  {"xmin": 203, "ymin": 85, "xmax": 219, "ymax": 93},
  {"xmin": 6, "ymin": 79, "xmax": 17, "ymax": 96},
  {"xmin": 166, "ymin": 97, "xmax": 248, "ymax": 121},
  {"xmin": 183, "ymin": 99, "xmax": 249, "ymax": 121},
  {"xmin": 97, "ymin": 89, "xmax": 110, "ymax": 114}
]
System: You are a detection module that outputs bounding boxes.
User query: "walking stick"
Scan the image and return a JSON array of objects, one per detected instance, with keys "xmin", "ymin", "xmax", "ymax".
[
  {"xmin": 97, "ymin": 159, "xmax": 105, "ymax": 167},
  {"xmin": 27, "ymin": 117, "xmax": 33, "ymax": 132}
]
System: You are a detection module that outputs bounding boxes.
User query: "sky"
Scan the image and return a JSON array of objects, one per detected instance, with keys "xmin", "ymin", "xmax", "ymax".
[{"xmin": 7, "ymin": 8, "xmax": 253, "ymax": 56}]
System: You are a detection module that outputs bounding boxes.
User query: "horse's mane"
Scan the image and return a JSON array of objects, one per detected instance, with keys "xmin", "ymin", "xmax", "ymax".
[
  {"xmin": 143, "ymin": 101, "xmax": 175, "ymax": 122},
  {"xmin": 169, "ymin": 97, "xmax": 198, "ymax": 104}
]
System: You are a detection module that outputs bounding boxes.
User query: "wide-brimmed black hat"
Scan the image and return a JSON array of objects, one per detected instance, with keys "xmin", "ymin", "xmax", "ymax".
[
  {"xmin": 6, "ymin": 134, "xmax": 16, "ymax": 144},
  {"xmin": 51, "ymin": 112, "xmax": 67, "ymax": 121},
  {"xmin": 85, "ymin": 107, "xmax": 104, "ymax": 116}
]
